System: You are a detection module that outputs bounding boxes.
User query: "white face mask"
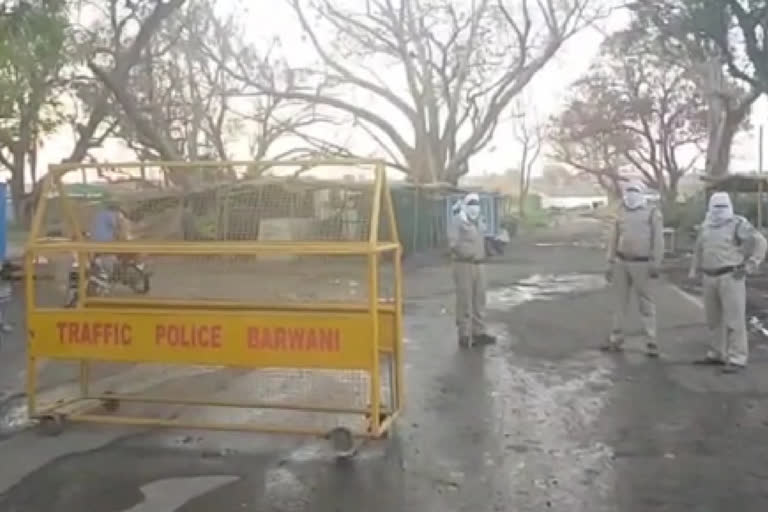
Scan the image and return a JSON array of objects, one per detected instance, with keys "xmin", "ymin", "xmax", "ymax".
[
  {"xmin": 465, "ymin": 204, "xmax": 481, "ymax": 221},
  {"xmin": 623, "ymin": 190, "xmax": 644, "ymax": 210},
  {"xmin": 707, "ymin": 192, "xmax": 734, "ymax": 225}
]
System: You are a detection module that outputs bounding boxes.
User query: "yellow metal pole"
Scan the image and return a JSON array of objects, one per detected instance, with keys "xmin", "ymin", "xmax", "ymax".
[
  {"xmin": 25, "ymin": 249, "xmax": 37, "ymax": 417},
  {"xmin": 57, "ymin": 175, "xmax": 91, "ymax": 390},
  {"xmin": 368, "ymin": 251, "xmax": 381, "ymax": 434},
  {"xmin": 367, "ymin": 163, "xmax": 384, "ymax": 433},
  {"xmin": 25, "ymin": 174, "xmax": 56, "ymax": 418},
  {"xmin": 393, "ymin": 246, "xmax": 404, "ymax": 411},
  {"xmin": 28, "ymin": 174, "xmax": 53, "ymax": 242},
  {"xmin": 369, "ymin": 164, "xmax": 384, "ymax": 244},
  {"xmin": 380, "ymin": 168, "xmax": 404, "ymax": 410},
  {"xmin": 27, "ymin": 240, "xmax": 391, "ymax": 255}
]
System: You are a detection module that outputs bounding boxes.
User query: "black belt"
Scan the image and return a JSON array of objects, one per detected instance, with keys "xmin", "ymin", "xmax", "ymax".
[
  {"xmin": 453, "ymin": 258, "xmax": 484, "ymax": 264},
  {"xmin": 617, "ymin": 252, "xmax": 650, "ymax": 262},
  {"xmin": 702, "ymin": 265, "xmax": 742, "ymax": 277}
]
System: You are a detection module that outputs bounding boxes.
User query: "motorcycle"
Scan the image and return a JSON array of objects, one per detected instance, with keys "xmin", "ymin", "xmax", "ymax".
[{"xmin": 66, "ymin": 254, "xmax": 151, "ymax": 307}]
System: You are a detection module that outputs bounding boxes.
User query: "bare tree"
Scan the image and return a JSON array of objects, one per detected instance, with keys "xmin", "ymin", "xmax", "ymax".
[
  {"xmin": 550, "ymin": 119, "xmax": 627, "ymax": 199},
  {"xmin": 14, "ymin": 0, "xmax": 185, "ymax": 223},
  {"xmin": 219, "ymin": 0, "xmax": 603, "ymax": 183},
  {"xmin": 550, "ymin": 26, "xmax": 707, "ymax": 205},
  {"xmin": 66, "ymin": 0, "xmax": 187, "ymax": 164},
  {"xmin": 511, "ymin": 102, "xmax": 542, "ymax": 217},
  {"xmin": 99, "ymin": 0, "xmax": 339, "ymax": 182}
]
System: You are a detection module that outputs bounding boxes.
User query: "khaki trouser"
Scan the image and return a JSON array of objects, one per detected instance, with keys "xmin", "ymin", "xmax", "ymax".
[
  {"xmin": 453, "ymin": 261, "xmax": 487, "ymax": 338},
  {"xmin": 610, "ymin": 260, "xmax": 657, "ymax": 344},
  {"xmin": 703, "ymin": 272, "xmax": 748, "ymax": 366}
]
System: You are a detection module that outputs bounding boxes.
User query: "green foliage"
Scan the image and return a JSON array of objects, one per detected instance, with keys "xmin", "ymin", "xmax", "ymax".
[
  {"xmin": 0, "ymin": 0, "xmax": 71, "ymax": 138},
  {"xmin": 504, "ymin": 193, "xmax": 550, "ymax": 230},
  {"xmin": 662, "ymin": 193, "xmax": 706, "ymax": 233}
]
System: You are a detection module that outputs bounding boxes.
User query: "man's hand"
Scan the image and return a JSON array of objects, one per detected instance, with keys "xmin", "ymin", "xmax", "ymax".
[
  {"xmin": 687, "ymin": 269, "xmax": 697, "ymax": 281},
  {"xmin": 746, "ymin": 259, "xmax": 759, "ymax": 275},
  {"xmin": 605, "ymin": 267, "xmax": 614, "ymax": 283}
]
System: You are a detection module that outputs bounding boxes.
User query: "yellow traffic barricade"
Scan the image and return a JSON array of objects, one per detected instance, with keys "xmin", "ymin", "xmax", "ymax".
[{"xmin": 25, "ymin": 159, "xmax": 403, "ymax": 454}]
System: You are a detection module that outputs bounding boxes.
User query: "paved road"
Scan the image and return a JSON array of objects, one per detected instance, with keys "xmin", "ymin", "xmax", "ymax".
[{"xmin": 2, "ymin": 221, "xmax": 768, "ymax": 511}]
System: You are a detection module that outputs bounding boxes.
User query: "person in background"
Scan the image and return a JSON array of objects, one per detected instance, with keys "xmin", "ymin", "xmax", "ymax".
[
  {"xmin": 604, "ymin": 180, "xmax": 664, "ymax": 357},
  {"xmin": 688, "ymin": 192, "xmax": 767, "ymax": 373},
  {"xmin": 89, "ymin": 198, "xmax": 126, "ymax": 275},
  {"xmin": 448, "ymin": 193, "xmax": 496, "ymax": 348}
]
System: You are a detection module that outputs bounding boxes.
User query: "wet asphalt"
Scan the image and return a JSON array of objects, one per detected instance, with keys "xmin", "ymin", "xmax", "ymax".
[{"xmin": 2, "ymin": 220, "xmax": 768, "ymax": 511}]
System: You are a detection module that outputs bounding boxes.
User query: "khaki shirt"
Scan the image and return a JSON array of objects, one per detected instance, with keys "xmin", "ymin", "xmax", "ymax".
[
  {"xmin": 691, "ymin": 216, "xmax": 768, "ymax": 270},
  {"xmin": 449, "ymin": 217, "xmax": 486, "ymax": 261},
  {"xmin": 607, "ymin": 204, "xmax": 664, "ymax": 267}
]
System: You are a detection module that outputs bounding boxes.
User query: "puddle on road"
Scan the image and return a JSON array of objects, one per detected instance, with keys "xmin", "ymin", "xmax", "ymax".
[
  {"xmin": 749, "ymin": 316, "xmax": 768, "ymax": 338},
  {"xmin": 487, "ymin": 353, "xmax": 617, "ymax": 508},
  {"xmin": 0, "ymin": 395, "xmax": 29, "ymax": 435},
  {"xmin": 487, "ymin": 273, "xmax": 606, "ymax": 311}
]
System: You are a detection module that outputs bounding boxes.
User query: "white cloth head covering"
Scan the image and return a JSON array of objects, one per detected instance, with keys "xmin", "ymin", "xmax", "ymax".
[
  {"xmin": 622, "ymin": 179, "xmax": 646, "ymax": 210},
  {"xmin": 463, "ymin": 193, "xmax": 481, "ymax": 221},
  {"xmin": 706, "ymin": 191, "xmax": 734, "ymax": 226},
  {"xmin": 464, "ymin": 192, "xmax": 480, "ymax": 204}
]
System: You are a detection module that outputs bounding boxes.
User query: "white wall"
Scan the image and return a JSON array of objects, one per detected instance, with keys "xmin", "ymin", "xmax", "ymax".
[{"xmin": 540, "ymin": 195, "xmax": 608, "ymax": 209}]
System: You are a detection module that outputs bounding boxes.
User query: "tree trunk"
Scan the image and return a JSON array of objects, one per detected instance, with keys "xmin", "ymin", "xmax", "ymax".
[
  {"xmin": 9, "ymin": 149, "xmax": 25, "ymax": 224},
  {"xmin": 28, "ymin": 142, "xmax": 37, "ymax": 186},
  {"xmin": 664, "ymin": 176, "xmax": 679, "ymax": 208},
  {"xmin": 519, "ymin": 171, "xmax": 528, "ymax": 218},
  {"xmin": 697, "ymin": 57, "xmax": 741, "ymax": 178},
  {"xmin": 705, "ymin": 121, "xmax": 737, "ymax": 177}
]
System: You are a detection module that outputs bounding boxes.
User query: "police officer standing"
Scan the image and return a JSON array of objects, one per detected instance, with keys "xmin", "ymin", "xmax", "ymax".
[
  {"xmin": 449, "ymin": 193, "xmax": 496, "ymax": 348},
  {"xmin": 688, "ymin": 192, "xmax": 767, "ymax": 373},
  {"xmin": 604, "ymin": 180, "xmax": 664, "ymax": 356}
]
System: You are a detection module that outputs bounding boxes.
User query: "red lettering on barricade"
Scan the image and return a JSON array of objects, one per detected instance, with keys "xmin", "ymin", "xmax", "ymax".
[
  {"xmin": 155, "ymin": 323, "xmax": 223, "ymax": 349},
  {"xmin": 56, "ymin": 322, "xmax": 132, "ymax": 346},
  {"xmin": 318, "ymin": 328, "xmax": 340, "ymax": 352},
  {"xmin": 247, "ymin": 327, "xmax": 341, "ymax": 352},
  {"xmin": 121, "ymin": 324, "xmax": 132, "ymax": 345},
  {"xmin": 211, "ymin": 326, "xmax": 222, "ymax": 348},
  {"xmin": 288, "ymin": 328, "xmax": 304, "ymax": 350}
]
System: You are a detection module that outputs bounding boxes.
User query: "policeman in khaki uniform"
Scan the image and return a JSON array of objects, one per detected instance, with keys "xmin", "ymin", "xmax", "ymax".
[
  {"xmin": 604, "ymin": 180, "xmax": 664, "ymax": 356},
  {"xmin": 689, "ymin": 192, "xmax": 767, "ymax": 373},
  {"xmin": 449, "ymin": 193, "xmax": 496, "ymax": 348}
]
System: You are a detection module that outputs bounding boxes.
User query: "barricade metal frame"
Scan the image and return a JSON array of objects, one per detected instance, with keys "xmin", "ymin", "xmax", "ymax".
[{"xmin": 25, "ymin": 159, "xmax": 403, "ymax": 442}]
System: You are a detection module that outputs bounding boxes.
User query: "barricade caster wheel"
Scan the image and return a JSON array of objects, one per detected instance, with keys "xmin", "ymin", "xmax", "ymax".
[
  {"xmin": 327, "ymin": 427, "xmax": 356, "ymax": 459},
  {"xmin": 38, "ymin": 414, "xmax": 65, "ymax": 437},
  {"xmin": 102, "ymin": 398, "xmax": 120, "ymax": 413}
]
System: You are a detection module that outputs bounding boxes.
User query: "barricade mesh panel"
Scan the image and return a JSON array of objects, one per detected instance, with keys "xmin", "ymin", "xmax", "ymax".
[{"xmin": 34, "ymin": 162, "xmax": 397, "ymax": 306}]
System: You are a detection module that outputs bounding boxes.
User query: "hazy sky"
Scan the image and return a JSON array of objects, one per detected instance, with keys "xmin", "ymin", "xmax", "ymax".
[{"xmin": 26, "ymin": 0, "xmax": 768, "ymax": 185}]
